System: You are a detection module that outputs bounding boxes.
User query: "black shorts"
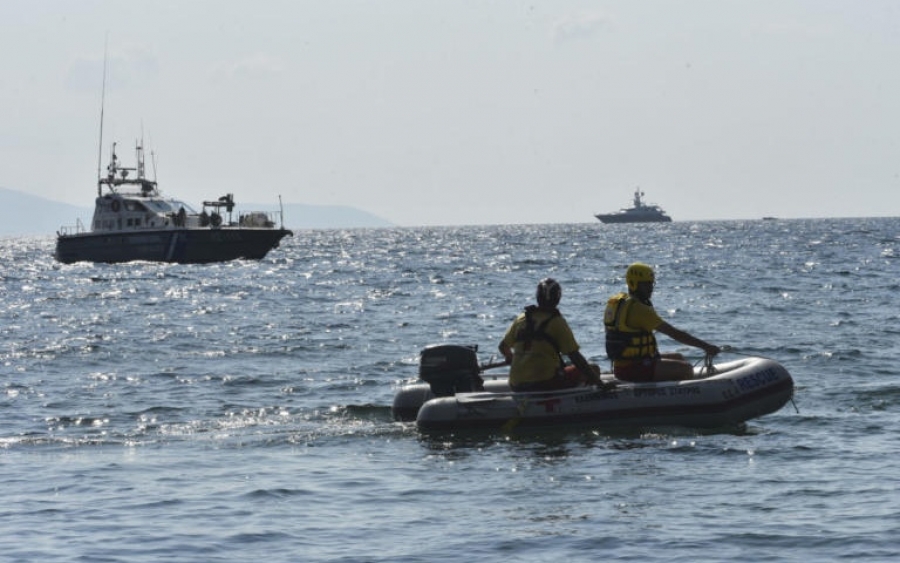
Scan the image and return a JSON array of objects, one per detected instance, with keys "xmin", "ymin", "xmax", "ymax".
[
  {"xmin": 613, "ymin": 358, "xmax": 657, "ymax": 382},
  {"xmin": 511, "ymin": 365, "xmax": 583, "ymax": 392}
]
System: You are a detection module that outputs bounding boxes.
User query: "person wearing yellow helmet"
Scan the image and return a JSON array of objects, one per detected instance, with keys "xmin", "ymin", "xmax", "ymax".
[
  {"xmin": 604, "ymin": 263, "xmax": 720, "ymax": 382},
  {"xmin": 499, "ymin": 278, "xmax": 600, "ymax": 392}
]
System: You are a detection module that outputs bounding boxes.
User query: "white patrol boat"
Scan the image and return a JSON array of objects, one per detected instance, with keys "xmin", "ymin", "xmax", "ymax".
[
  {"xmin": 55, "ymin": 141, "xmax": 292, "ymax": 264},
  {"xmin": 393, "ymin": 345, "xmax": 795, "ymax": 432}
]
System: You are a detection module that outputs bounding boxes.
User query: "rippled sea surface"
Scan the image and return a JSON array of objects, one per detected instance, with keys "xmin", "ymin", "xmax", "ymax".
[{"xmin": 2, "ymin": 218, "xmax": 899, "ymax": 562}]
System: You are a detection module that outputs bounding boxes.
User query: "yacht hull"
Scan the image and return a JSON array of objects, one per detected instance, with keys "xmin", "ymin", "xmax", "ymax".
[{"xmin": 594, "ymin": 213, "xmax": 671, "ymax": 224}]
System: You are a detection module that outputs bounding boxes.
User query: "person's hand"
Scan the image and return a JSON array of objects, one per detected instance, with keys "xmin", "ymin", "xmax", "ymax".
[
  {"xmin": 584, "ymin": 364, "xmax": 602, "ymax": 386},
  {"xmin": 704, "ymin": 344, "xmax": 721, "ymax": 357}
]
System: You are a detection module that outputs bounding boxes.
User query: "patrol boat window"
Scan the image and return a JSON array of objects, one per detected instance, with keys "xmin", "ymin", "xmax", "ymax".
[{"xmin": 144, "ymin": 200, "xmax": 197, "ymax": 214}]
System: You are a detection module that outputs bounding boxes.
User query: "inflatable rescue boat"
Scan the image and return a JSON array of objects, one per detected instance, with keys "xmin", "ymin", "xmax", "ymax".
[{"xmin": 393, "ymin": 345, "xmax": 795, "ymax": 431}]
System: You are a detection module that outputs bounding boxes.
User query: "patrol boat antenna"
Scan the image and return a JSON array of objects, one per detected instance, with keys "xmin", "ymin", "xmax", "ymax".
[{"xmin": 96, "ymin": 39, "xmax": 109, "ymax": 197}]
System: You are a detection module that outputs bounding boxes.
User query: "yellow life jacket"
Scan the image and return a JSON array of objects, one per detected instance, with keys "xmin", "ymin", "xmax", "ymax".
[{"xmin": 604, "ymin": 293, "xmax": 659, "ymax": 362}]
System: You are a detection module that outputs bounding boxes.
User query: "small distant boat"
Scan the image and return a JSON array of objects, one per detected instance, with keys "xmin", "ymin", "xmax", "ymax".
[
  {"xmin": 595, "ymin": 188, "xmax": 672, "ymax": 224},
  {"xmin": 55, "ymin": 141, "xmax": 292, "ymax": 264}
]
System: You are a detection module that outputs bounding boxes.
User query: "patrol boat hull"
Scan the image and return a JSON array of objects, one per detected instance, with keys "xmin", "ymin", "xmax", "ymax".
[
  {"xmin": 394, "ymin": 357, "xmax": 794, "ymax": 432},
  {"xmin": 56, "ymin": 227, "xmax": 291, "ymax": 264}
]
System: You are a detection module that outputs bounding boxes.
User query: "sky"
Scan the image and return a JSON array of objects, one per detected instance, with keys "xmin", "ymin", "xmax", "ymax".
[{"xmin": 2, "ymin": 1, "xmax": 899, "ymax": 226}]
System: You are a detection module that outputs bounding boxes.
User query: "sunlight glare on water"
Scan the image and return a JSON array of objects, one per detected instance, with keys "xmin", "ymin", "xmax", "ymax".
[{"xmin": 0, "ymin": 218, "xmax": 899, "ymax": 562}]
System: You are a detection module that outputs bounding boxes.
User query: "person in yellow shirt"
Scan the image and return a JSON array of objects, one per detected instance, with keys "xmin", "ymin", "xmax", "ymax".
[
  {"xmin": 499, "ymin": 278, "xmax": 599, "ymax": 392},
  {"xmin": 604, "ymin": 263, "xmax": 720, "ymax": 382}
]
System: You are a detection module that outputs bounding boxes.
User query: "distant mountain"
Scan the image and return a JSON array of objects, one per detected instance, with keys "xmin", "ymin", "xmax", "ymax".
[
  {"xmin": 275, "ymin": 203, "xmax": 393, "ymax": 230},
  {"xmin": 0, "ymin": 188, "xmax": 91, "ymax": 236},
  {"xmin": 0, "ymin": 187, "xmax": 392, "ymax": 236}
]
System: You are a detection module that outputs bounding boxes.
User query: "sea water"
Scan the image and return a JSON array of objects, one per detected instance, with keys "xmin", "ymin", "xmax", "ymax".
[{"xmin": 1, "ymin": 218, "xmax": 898, "ymax": 562}]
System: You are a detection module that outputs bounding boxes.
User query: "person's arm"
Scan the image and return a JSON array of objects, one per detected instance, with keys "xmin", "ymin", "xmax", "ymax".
[
  {"xmin": 567, "ymin": 350, "xmax": 600, "ymax": 384},
  {"xmin": 656, "ymin": 322, "xmax": 720, "ymax": 356},
  {"xmin": 498, "ymin": 341, "xmax": 513, "ymax": 364}
]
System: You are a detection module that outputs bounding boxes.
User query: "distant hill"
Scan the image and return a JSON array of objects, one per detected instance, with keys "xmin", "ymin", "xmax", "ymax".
[
  {"xmin": 276, "ymin": 203, "xmax": 393, "ymax": 230},
  {"xmin": 0, "ymin": 188, "xmax": 91, "ymax": 236},
  {"xmin": 0, "ymin": 187, "xmax": 392, "ymax": 236}
]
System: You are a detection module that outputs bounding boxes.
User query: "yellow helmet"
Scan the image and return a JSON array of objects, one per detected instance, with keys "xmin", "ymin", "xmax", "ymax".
[{"xmin": 626, "ymin": 263, "xmax": 654, "ymax": 292}]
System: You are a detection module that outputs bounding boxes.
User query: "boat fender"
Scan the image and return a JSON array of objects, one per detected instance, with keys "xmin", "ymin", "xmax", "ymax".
[{"xmin": 210, "ymin": 213, "xmax": 222, "ymax": 228}]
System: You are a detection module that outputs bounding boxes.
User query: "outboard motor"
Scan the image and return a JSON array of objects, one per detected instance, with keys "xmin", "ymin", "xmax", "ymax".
[{"xmin": 419, "ymin": 344, "xmax": 484, "ymax": 397}]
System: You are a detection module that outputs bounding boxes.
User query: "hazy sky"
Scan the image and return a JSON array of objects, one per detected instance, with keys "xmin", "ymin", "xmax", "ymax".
[{"xmin": 2, "ymin": 1, "xmax": 899, "ymax": 226}]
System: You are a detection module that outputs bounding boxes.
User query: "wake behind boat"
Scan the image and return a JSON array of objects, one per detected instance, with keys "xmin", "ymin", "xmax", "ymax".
[
  {"xmin": 595, "ymin": 187, "xmax": 672, "ymax": 223},
  {"xmin": 55, "ymin": 141, "xmax": 292, "ymax": 264},
  {"xmin": 393, "ymin": 345, "xmax": 794, "ymax": 431}
]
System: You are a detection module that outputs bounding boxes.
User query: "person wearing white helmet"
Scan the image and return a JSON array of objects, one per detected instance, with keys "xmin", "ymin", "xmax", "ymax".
[
  {"xmin": 604, "ymin": 263, "xmax": 720, "ymax": 382},
  {"xmin": 499, "ymin": 278, "xmax": 600, "ymax": 392}
]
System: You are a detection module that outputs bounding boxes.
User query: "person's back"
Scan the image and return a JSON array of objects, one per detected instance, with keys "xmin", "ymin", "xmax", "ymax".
[
  {"xmin": 604, "ymin": 291, "xmax": 661, "ymax": 374},
  {"xmin": 500, "ymin": 278, "xmax": 597, "ymax": 392},
  {"xmin": 504, "ymin": 305, "xmax": 571, "ymax": 387}
]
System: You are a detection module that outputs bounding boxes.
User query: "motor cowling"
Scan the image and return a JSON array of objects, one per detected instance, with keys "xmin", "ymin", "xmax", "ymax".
[{"xmin": 419, "ymin": 344, "xmax": 484, "ymax": 397}]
